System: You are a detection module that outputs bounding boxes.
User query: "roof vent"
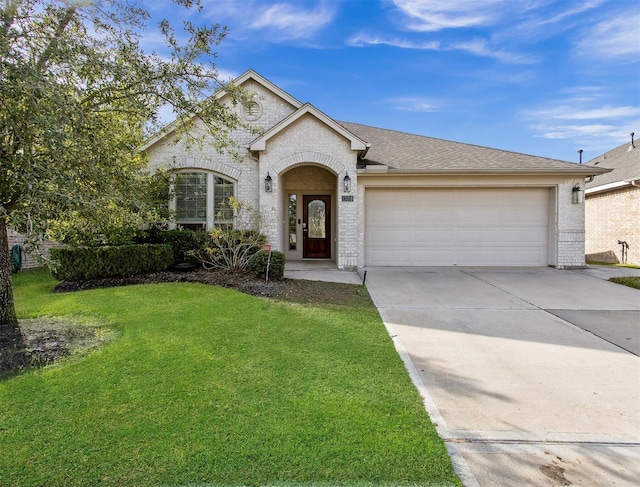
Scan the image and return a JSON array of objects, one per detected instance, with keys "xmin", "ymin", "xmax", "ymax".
[
  {"xmin": 578, "ymin": 149, "xmax": 583, "ymax": 164},
  {"xmin": 629, "ymin": 132, "xmax": 636, "ymax": 151}
]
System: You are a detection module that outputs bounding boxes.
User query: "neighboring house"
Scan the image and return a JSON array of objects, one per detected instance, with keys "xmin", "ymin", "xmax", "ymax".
[
  {"xmin": 143, "ymin": 70, "xmax": 609, "ymax": 270},
  {"xmin": 585, "ymin": 136, "xmax": 639, "ymax": 265}
]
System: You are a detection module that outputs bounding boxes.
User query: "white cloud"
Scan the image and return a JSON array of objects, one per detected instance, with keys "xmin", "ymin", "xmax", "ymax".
[
  {"xmin": 348, "ymin": 33, "xmax": 532, "ymax": 64},
  {"xmin": 575, "ymin": 10, "xmax": 640, "ymax": 60},
  {"xmin": 533, "ymin": 123, "xmax": 625, "ymax": 140},
  {"xmin": 523, "ymin": 91, "xmax": 639, "ymax": 151},
  {"xmin": 388, "ymin": 97, "xmax": 442, "ymax": 112},
  {"xmin": 348, "ymin": 33, "xmax": 440, "ymax": 50},
  {"xmin": 451, "ymin": 39, "xmax": 536, "ymax": 64},
  {"xmin": 530, "ymin": 105, "xmax": 638, "ymax": 121},
  {"xmin": 391, "ymin": 0, "xmax": 509, "ymax": 32},
  {"xmin": 250, "ymin": 2, "xmax": 335, "ymax": 40}
]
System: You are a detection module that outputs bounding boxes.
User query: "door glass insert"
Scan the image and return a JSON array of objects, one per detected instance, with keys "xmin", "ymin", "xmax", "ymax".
[
  {"xmin": 308, "ymin": 199, "xmax": 326, "ymax": 238},
  {"xmin": 288, "ymin": 194, "xmax": 297, "ymax": 250}
]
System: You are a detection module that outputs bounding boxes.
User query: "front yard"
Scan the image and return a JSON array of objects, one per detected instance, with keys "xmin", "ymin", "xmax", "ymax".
[{"xmin": 0, "ymin": 269, "xmax": 461, "ymax": 487}]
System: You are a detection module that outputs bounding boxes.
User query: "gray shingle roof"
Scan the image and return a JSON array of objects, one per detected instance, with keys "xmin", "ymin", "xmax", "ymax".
[
  {"xmin": 340, "ymin": 121, "xmax": 610, "ymax": 175},
  {"xmin": 585, "ymin": 140, "xmax": 640, "ymax": 188}
]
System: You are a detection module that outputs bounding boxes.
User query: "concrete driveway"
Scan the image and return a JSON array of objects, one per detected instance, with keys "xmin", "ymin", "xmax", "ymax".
[{"xmin": 364, "ymin": 267, "xmax": 640, "ymax": 487}]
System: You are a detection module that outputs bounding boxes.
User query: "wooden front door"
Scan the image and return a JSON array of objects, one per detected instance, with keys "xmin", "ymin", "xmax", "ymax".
[{"xmin": 303, "ymin": 195, "xmax": 331, "ymax": 259}]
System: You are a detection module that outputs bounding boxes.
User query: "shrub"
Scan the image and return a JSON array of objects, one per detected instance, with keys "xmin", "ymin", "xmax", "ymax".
[
  {"xmin": 249, "ymin": 250, "xmax": 286, "ymax": 281},
  {"xmin": 50, "ymin": 244, "xmax": 174, "ymax": 281},
  {"xmin": 141, "ymin": 229, "xmax": 208, "ymax": 264},
  {"xmin": 193, "ymin": 228, "xmax": 267, "ymax": 271},
  {"xmin": 189, "ymin": 197, "xmax": 269, "ymax": 272}
]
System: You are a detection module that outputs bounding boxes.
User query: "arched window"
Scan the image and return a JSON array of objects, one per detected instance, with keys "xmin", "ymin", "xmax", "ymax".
[{"xmin": 174, "ymin": 172, "xmax": 235, "ymax": 230}]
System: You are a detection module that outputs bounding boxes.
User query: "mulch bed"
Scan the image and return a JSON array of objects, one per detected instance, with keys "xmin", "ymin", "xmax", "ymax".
[{"xmin": 51, "ymin": 268, "xmax": 289, "ymax": 298}]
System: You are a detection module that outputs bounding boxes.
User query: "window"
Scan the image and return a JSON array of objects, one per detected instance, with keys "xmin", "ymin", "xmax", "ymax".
[
  {"xmin": 214, "ymin": 177, "xmax": 234, "ymax": 223},
  {"xmin": 176, "ymin": 173, "xmax": 206, "ymax": 223},
  {"xmin": 175, "ymin": 172, "xmax": 235, "ymax": 229},
  {"xmin": 288, "ymin": 194, "xmax": 297, "ymax": 250}
]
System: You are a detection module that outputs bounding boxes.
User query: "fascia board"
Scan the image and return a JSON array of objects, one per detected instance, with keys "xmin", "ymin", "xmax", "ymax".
[{"xmin": 585, "ymin": 180, "xmax": 635, "ymax": 194}]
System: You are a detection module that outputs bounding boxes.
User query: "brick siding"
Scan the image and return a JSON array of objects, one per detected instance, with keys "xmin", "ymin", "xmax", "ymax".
[
  {"xmin": 586, "ymin": 186, "xmax": 639, "ymax": 265},
  {"xmin": 7, "ymin": 229, "xmax": 62, "ymax": 269}
]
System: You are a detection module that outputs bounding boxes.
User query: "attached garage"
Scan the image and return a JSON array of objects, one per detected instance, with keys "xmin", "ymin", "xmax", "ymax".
[{"xmin": 365, "ymin": 187, "xmax": 551, "ymax": 266}]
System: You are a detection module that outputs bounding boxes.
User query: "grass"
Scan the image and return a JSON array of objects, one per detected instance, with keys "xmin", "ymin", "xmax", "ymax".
[
  {"xmin": 1, "ymin": 269, "xmax": 461, "ymax": 487},
  {"xmin": 586, "ymin": 260, "xmax": 640, "ymax": 269},
  {"xmin": 609, "ymin": 276, "xmax": 640, "ymax": 290}
]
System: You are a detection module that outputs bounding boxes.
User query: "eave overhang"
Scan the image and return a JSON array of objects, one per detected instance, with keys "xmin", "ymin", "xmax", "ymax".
[
  {"xmin": 357, "ymin": 166, "xmax": 613, "ymax": 177},
  {"xmin": 586, "ymin": 178, "xmax": 640, "ymax": 195}
]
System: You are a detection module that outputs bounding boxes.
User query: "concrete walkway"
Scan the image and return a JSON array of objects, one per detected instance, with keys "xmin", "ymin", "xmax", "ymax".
[
  {"xmin": 284, "ymin": 261, "xmax": 362, "ymax": 284},
  {"xmin": 364, "ymin": 267, "xmax": 640, "ymax": 487}
]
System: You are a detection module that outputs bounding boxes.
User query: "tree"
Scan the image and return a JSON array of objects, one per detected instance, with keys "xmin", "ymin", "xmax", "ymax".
[{"xmin": 0, "ymin": 0, "xmax": 247, "ymax": 327}]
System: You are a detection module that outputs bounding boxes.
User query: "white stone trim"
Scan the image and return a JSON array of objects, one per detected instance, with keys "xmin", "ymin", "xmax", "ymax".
[{"xmin": 272, "ymin": 151, "xmax": 345, "ymax": 175}]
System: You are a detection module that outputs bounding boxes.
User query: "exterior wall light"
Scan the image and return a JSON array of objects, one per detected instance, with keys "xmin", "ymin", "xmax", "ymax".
[
  {"xmin": 343, "ymin": 173, "xmax": 351, "ymax": 193},
  {"xmin": 264, "ymin": 172, "xmax": 272, "ymax": 193},
  {"xmin": 572, "ymin": 183, "xmax": 584, "ymax": 204}
]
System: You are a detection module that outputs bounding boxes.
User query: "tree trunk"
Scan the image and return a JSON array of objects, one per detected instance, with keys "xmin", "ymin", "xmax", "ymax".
[{"xmin": 0, "ymin": 217, "xmax": 18, "ymax": 327}]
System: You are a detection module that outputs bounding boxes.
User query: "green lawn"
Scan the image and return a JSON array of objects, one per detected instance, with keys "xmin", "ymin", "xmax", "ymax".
[
  {"xmin": 1, "ymin": 269, "xmax": 461, "ymax": 487},
  {"xmin": 609, "ymin": 276, "xmax": 640, "ymax": 290}
]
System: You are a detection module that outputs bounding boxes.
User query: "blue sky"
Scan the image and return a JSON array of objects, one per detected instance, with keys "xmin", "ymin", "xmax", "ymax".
[{"xmin": 145, "ymin": 0, "xmax": 639, "ymax": 163}]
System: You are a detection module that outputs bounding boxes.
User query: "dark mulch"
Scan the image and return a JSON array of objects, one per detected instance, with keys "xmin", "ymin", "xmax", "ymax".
[
  {"xmin": 51, "ymin": 268, "xmax": 373, "ymax": 307},
  {"xmin": 52, "ymin": 269, "xmax": 289, "ymax": 298}
]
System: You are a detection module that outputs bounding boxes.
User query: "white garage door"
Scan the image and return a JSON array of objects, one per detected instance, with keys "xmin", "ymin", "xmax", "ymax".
[{"xmin": 366, "ymin": 188, "xmax": 550, "ymax": 266}]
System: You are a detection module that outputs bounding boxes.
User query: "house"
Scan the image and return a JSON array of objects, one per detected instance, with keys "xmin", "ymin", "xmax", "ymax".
[
  {"xmin": 585, "ymin": 135, "xmax": 639, "ymax": 265},
  {"xmin": 143, "ymin": 70, "xmax": 609, "ymax": 270}
]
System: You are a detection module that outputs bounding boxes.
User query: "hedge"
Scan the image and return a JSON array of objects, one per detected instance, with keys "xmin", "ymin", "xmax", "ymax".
[
  {"xmin": 50, "ymin": 244, "xmax": 174, "ymax": 281},
  {"xmin": 140, "ymin": 229, "xmax": 209, "ymax": 264}
]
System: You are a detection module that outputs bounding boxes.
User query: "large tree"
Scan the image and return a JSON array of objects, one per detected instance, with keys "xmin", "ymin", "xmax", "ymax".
[{"xmin": 0, "ymin": 0, "xmax": 246, "ymax": 326}]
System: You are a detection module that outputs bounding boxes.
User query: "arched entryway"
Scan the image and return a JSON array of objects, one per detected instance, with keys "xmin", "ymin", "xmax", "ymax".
[{"xmin": 281, "ymin": 165, "xmax": 337, "ymax": 262}]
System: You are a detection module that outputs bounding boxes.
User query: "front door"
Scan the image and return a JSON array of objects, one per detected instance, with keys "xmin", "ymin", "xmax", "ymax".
[{"xmin": 303, "ymin": 195, "xmax": 331, "ymax": 259}]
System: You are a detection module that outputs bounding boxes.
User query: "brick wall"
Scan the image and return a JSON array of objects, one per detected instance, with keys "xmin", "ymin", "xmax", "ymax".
[
  {"xmin": 585, "ymin": 186, "xmax": 639, "ymax": 265},
  {"xmin": 145, "ymin": 80, "xmax": 298, "ymax": 226},
  {"xmin": 7, "ymin": 229, "xmax": 62, "ymax": 269},
  {"xmin": 257, "ymin": 115, "xmax": 359, "ymax": 270},
  {"xmin": 555, "ymin": 178, "xmax": 588, "ymax": 268}
]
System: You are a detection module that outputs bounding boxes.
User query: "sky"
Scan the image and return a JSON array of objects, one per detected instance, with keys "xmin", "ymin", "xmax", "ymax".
[{"xmin": 144, "ymin": 0, "xmax": 639, "ymax": 163}]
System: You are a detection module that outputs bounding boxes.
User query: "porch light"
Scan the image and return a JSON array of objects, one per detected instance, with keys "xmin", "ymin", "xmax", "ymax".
[
  {"xmin": 264, "ymin": 172, "xmax": 272, "ymax": 192},
  {"xmin": 343, "ymin": 173, "xmax": 351, "ymax": 193},
  {"xmin": 572, "ymin": 184, "xmax": 584, "ymax": 204}
]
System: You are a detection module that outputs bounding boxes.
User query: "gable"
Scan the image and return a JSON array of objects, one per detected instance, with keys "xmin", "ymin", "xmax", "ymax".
[
  {"xmin": 249, "ymin": 103, "xmax": 368, "ymax": 153},
  {"xmin": 142, "ymin": 70, "xmax": 303, "ymax": 151}
]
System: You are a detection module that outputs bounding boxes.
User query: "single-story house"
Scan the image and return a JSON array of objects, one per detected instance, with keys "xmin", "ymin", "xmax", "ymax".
[
  {"xmin": 585, "ymin": 136, "xmax": 639, "ymax": 265},
  {"xmin": 143, "ymin": 70, "xmax": 610, "ymax": 270}
]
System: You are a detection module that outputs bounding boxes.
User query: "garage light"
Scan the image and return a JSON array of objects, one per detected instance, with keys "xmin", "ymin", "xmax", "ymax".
[
  {"xmin": 572, "ymin": 184, "xmax": 584, "ymax": 204},
  {"xmin": 343, "ymin": 173, "xmax": 351, "ymax": 193}
]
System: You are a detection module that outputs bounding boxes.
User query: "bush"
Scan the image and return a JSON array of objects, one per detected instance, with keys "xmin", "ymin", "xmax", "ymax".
[
  {"xmin": 50, "ymin": 244, "xmax": 174, "ymax": 281},
  {"xmin": 192, "ymin": 228, "xmax": 267, "ymax": 272},
  {"xmin": 249, "ymin": 250, "xmax": 286, "ymax": 280},
  {"xmin": 141, "ymin": 229, "xmax": 209, "ymax": 264}
]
